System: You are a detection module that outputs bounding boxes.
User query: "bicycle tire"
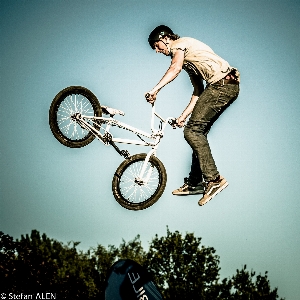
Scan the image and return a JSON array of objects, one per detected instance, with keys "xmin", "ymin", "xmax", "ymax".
[
  {"xmin": 112, "ymin": 153, "xmax": 167, "ymax": 210},
  {"xmin": 49, "ymin": 86, "xmax": 102, "ymax": 148}
]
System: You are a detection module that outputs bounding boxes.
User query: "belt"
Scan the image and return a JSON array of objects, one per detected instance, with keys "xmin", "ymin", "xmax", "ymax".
[{"xmin": 213, "ymin": 74, "xmax": 239, "ymax": 85}]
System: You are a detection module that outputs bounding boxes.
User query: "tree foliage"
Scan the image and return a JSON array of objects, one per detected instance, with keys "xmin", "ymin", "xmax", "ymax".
[
  {"xmin": 145, "ymin": 228, "xmax": 221, "ymax": 299},
  {"xmin": 0, "ymin": 230, "xmax": 100, "ymax": 298},
  {"xmin": 228, "ymin": 265, "xmax": 282, "ymax": 300},
  {"xmin": 0, "ymin": 229, "xmax": 284, "ymax": 299},
  {"xmin": 93, "ymin": 235, "xmax": 146, "ymax": 297}
]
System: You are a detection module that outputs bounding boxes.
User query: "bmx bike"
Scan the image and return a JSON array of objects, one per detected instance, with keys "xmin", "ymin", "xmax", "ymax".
[{"xmin": 49, "ymin": 86, "xmax": 178, "ymax": 210}]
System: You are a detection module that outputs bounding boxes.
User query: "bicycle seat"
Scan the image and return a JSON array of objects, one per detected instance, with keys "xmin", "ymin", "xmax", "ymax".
[{"xmin": 101, "ymin": 106, "xmax": 125, "ymax": 117}]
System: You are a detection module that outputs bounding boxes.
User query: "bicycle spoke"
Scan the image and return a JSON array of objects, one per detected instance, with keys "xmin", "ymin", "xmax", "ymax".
[
  {"xmin": 56, "ymin": 93, "xmax": 95, "ymax": 141},
  {"xmin": 119, "ymin": 160, "xmax": 160, "ymax": 204}
]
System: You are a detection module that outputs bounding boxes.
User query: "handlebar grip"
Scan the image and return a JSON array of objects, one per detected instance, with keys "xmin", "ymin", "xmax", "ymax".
[{"xmin": 168, "ymin": 118, "xmax": 178, "ymax": 129}]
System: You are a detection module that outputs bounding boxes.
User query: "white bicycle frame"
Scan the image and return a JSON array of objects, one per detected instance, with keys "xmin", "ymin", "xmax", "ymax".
[{"xmin": 74, "ymin": 104, "xmax": 176, "ymax": 184}]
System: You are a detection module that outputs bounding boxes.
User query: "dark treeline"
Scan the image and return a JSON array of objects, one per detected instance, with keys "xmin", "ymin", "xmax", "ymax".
[{"xmin": 0, "ymin": 229, "xmax": 284, "ymax": 299}]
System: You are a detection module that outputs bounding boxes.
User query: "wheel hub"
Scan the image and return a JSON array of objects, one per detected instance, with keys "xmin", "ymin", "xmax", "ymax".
[
  {"xmin": 70, "ymin": 112, "xmax": 81, "ymax": 121},
  {"xmin": 134, "ymin": 178, "xmax": 145, "ymax": 186}
]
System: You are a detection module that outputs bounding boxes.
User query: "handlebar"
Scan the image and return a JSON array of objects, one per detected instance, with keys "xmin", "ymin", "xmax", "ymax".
[{"xmin": 146, "ymin": 93, "xmax": 180, "ymax": 129}]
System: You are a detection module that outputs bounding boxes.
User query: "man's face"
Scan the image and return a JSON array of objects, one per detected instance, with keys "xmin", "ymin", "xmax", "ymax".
[{"xmin": 153, "ymin": 39, "xmax": 170, "ymax": 56}]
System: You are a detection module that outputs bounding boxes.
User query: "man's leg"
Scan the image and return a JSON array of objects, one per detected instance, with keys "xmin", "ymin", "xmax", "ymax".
[
  {"xmin": 172, "ymin": 152, "xmax": 204, "ymax": 196},
  {"xmin": 189, "ymin": 151, "xmax": 203, "ymax": 185},
  {"xmin": 184, "ymin": 83, "xmax": 239, "ymax": 181},
  {"xmin": 184, "ymin": 83, "xmax": 239, "ymax": 204}
]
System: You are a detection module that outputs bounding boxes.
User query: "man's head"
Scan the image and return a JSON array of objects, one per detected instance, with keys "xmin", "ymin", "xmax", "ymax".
[{"xmin": 148, "ymin": 25, "xmax": 179, "ymax": 50}]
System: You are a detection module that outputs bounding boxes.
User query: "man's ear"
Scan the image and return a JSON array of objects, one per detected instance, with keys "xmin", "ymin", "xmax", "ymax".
[{"xmin": 163, "ymin": 36, "xmax": 170, "ymax": 44}]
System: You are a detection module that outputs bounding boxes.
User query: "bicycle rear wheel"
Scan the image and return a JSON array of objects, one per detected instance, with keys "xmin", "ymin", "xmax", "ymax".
[
  {"xmin": 49, "ymin": 86, "xmax": 102, "ymax": 148},
  {"xmin": 112, "ymin": 153, "xmax": 167, "ymax": 210}
]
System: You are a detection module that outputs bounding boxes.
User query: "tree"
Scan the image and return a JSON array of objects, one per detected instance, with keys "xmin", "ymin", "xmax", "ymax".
[
  {"xmin": 0, "ymin": 232, "xmax": 20, "ymax": 291},
  {"xmin": 93, "ymin": 234, "xmax": 146, "ymax": 297},
  {"xmin": 0, "ymin": 230, "xmax": 58, "ymax": 293},
  {"xmin": 144, "ymin": 228, "xmax": 284, "ymax": 300},
  {"xmin": 227, "ymin": 265, "xmax": 283, "ymax": 300},
  {"xmin": 0, "ymin": 229, "xmax": 285, "ymax": 299},
  {"xmin": 145, "ymin": 227, "xmax": 221, "ymax": 299},
  {"xmin": 0, "ymin": 230, "xmax": 101, "ymax": 299}
]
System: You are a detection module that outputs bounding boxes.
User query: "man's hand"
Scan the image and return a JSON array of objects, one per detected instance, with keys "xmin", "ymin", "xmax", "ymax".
[
  {"xmin": 176, "ymin": 94, "xmax": 199, "ymax": 127},
  {"xmin": 145, "ymin": 91, "xmax": 157, "ymax": 104},
  {"xmin": 176, "ymin": 115, "xmax": 186, "ymax": 127}
]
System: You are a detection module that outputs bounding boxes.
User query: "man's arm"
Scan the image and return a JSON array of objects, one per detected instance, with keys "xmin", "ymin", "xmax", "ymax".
[
  {"xmin": 146, "ymin": 49, "xmax": 185, "ymax": 103},
  {"xmin": 189, "ymin": 73, "xmax": 204, "ymax": 97},
  {"xmin": 177, "ymin": 74, "xmax": 204, "ymax": 127},
  {"xmin": 176, "ymin": 95, "xmax": 198, "ymax": 127}
]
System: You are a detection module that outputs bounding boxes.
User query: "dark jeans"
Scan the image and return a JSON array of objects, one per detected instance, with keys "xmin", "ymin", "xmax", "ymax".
[{"xmin": 184, "ymin": 82, "xmax": 240, "ymax": 183}]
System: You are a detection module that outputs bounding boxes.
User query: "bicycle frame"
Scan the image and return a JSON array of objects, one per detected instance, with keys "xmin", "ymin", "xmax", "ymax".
[{"xmin": 73, "ymin": 104, "xmax": 176, "ymax": 184}]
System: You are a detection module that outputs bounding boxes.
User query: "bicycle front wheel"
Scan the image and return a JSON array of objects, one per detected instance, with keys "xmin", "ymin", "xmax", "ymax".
[
  {"xmin": 112, "ymin": 153, "xmax": 167, "ymax": 210},
  {"xmin": 49, "ymin": 86, "xmax": 102, "ymax": 148}
]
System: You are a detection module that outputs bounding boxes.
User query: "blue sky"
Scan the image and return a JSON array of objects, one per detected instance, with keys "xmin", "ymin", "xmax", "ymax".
[{"xmin": 1, "ymin": 0, "xmax": 299, "ymax": 299}]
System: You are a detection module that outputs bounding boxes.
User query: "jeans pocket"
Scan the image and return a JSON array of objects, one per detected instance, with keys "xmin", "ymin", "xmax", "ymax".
[{"xmin": 213, "ymin": 85, "xmax": 239, "ymax": 113}]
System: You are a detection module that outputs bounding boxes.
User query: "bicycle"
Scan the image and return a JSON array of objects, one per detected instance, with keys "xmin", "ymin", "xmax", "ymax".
[{"xmin": 49, "ymin": 86, "xmax": 178, "ymax": 210}]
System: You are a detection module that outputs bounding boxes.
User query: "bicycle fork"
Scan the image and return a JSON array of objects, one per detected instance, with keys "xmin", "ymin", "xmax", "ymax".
[{"xmin": 135, "ymin": 149, "xmax": 157, "ymax": 186}]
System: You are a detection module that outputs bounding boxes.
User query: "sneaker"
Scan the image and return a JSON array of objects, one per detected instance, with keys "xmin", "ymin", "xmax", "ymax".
[
  {"xmin": 198, "ymin": 175, "xmax": 228, "ymax": 206},
  {"xmin": 172, "ymin": 178, "xmax": 205, "ymax": 195}
]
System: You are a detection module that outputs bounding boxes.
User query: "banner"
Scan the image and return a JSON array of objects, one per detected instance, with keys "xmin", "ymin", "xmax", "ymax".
[{"xmin": 105, "ymin": 259, "xmax": 163, "ymax": 300}]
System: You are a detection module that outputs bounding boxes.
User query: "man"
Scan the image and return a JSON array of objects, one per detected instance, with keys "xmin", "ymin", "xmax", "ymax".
[{"xmin": 146, "ymin": 25, "xmax": 240, "ymax": 206}]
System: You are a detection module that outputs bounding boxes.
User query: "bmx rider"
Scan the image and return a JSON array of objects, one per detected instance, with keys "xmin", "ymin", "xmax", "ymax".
[{"xmin": 146, "ymin": 25, "xmax": 240, "ymax": 206}]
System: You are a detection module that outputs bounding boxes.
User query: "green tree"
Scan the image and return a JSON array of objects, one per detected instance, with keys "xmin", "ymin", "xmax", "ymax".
[
  {"xmin": 227, "ymin": 265, "xmax": 283, "ymax": 300},
  {"xmin": 0, "ymin": 229, "xmax": 285, "ymax": 299},
  {"xmin": 145, "ymin": 228, "xmax": 221, "ymax": 299},
  {"xmin": 93, "ymin": 234, "xmax": 146, "ymax": 297},
  {"xmin": 0, "ymin": 230, "xmax": 101, "ymax": 299},
  {"xmin": 0, "ymin": 232, "xmax": 20, "ymax": 291},
  {"xmin": 0, "ymin": 230, "xmax": 58, "ymax": 293},
  {"xmin": 144, "ymin": 228, "xmax": 284, "ymax": 300}
]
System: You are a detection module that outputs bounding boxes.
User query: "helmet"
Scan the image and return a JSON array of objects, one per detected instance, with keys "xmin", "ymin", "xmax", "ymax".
[{"xmin": 148, "ymin": 25, "xmax": 174, "ymax": 49}]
